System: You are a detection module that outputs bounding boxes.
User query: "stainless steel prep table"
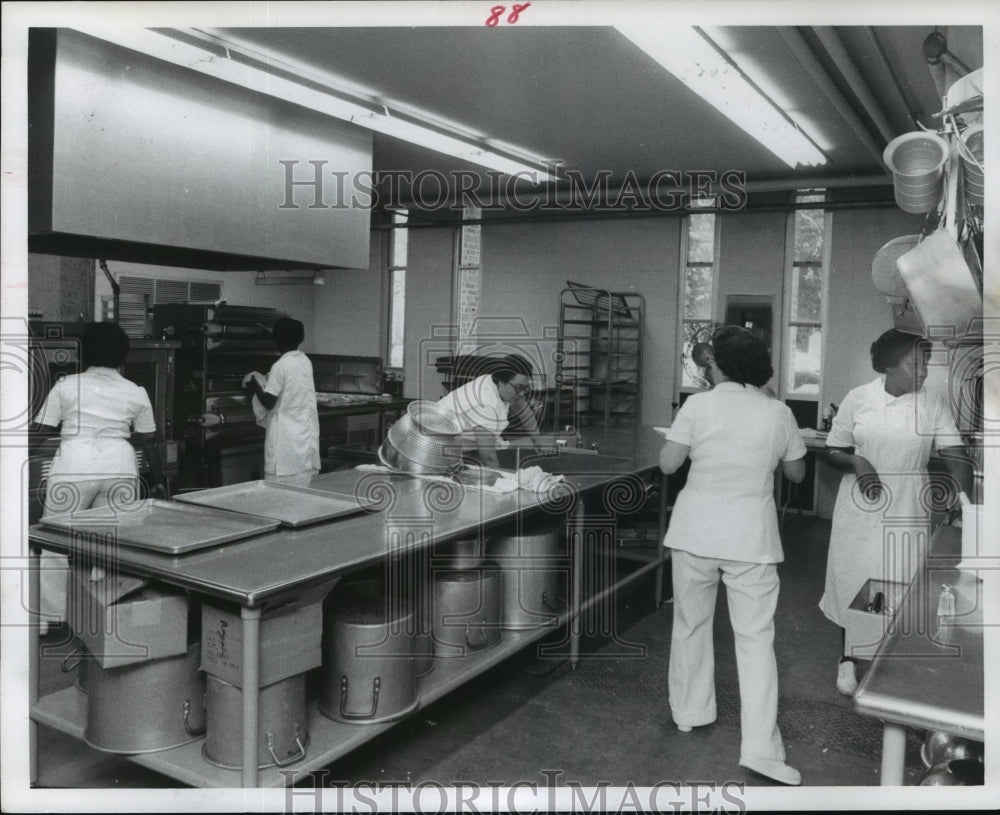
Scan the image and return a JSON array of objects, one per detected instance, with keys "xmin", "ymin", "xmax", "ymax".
[
  {"xmin": 853, "ymin": 524, "xmax": 984, "ymax": 785},
  {"xmin": 28, "ymin": 425, "xmax": 669, "ymax": 788}
]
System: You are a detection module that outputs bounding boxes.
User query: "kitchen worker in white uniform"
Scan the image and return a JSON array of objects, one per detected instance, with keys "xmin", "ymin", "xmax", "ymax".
[
  {"xmin": 244, "ymin": 317, "xmax": 320, "ymax": 484},
  {"xmin": 659, "ymin": 326, "xmax": 806, "ymax": 786},
  {"xmin": 436, "ymin": 354, "xmax": 543, "ymax": 469},
  {"xmin": 820, "ymin": 329, "xmax": 969, "ymax": 696},
  {"xmin": 31, "ymin": 321, "xmax": 164, "ymax": 631}
]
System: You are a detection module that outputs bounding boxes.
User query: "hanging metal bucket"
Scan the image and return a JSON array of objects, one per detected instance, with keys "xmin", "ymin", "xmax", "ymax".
[
  {"xmin": 488, "ymin": 522, "xmax": 567, "ymax": 630},
  {"xmin": 84, "ymin": 642, "xmax": 205, "ymax": 754},
  {"xmin": 432, "ymin": 567, "xmax": 503, "ymax": 656},
  {"xmin": 883, "ymin": 132, "xmax": 949, "ymax": 214},
  {"xmin": 319, "ymin": 585, "xmax": 419, "ymax": 725},
  {"xmin": 959, "ymin": 124, "xmax": 984, "ymax": 206},
  {"xmin": 203, "ymin": 673, "xmax": 308, "ymax": 770}
]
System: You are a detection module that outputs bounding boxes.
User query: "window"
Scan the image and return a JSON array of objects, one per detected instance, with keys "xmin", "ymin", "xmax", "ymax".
[
  {"xmin": 678, "ymin": 208, "xmax": 718, "ymax": 391},
  {"xmin": 387, "ymin": 210, "xmax": 408, "ymax": 369},
  {"xmin": 784, "ymin": 192, "xmax": 829, "ymax": 399}
]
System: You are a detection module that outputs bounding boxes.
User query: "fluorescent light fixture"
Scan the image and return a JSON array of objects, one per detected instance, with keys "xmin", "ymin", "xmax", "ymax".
[
  {"xmin": 71, "ymin": 26, "xmax": 557, "ymax": 182},
  {"xmin": 255, "ymin": 271, "xmax": 322, "ymax": 286},
  {"xmin": 616, "ymin": 25, "xmax": 827, "ymax": 169}
]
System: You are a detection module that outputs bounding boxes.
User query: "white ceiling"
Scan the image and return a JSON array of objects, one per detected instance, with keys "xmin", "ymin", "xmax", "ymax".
[{"xmin": 214, "ymin": 24, "xmax": 983, "ymax": 205}]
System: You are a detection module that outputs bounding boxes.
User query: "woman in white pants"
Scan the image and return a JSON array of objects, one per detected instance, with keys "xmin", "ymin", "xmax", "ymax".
[
  {"xmin": 32, "ymin": 322, "xmax": 163, "ymax": 630},
  {"xmin": 659, "ymin": 326, "xmax": 806, "ymax": 786}
]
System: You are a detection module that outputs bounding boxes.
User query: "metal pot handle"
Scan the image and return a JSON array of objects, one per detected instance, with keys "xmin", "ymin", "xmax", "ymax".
[
  {"xmin": 339, "ymin": 675, "xmax": 381, "ymax": 720},
  {"xmin": 542, "ymin": 592, "xmax": 567, "ymax": 612},
  {"xmin": 465, "ymin": 620, "xmax": 489, "ymax": 648},
  {"xmin": 61, "ymin": 645, "xmax": 84, "ymax": 673},
  {"xmin": 182, "ymin": 699, "xmax": 206, "ymax": 736},
  {"xmin": 267, "ymin": 729, "xmax": 307, "ymax": 767}
]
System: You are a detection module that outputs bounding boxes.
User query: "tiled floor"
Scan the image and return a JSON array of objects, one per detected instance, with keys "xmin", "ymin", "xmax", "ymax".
[{"xmin": 32, "ymin": 515, "xmax": 931, "ymax": 792}]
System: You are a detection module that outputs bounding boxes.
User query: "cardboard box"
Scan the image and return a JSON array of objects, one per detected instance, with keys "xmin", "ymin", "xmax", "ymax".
[
  {"xmin": 68, "ymin": 566, "xmax": 189, "ymax": 668},
  {"xmin": 844, "ymin": 578, "xmax": 906, "ymax": 659},
  {"xmin": 200, "ymin": 582, "xmax": 335, "ymax": 688}
]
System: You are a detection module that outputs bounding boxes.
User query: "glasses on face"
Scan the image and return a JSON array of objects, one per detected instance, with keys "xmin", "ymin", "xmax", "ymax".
[{"xmin": 507, "ymin": 381, "xmax": 531, "ymax": 396}]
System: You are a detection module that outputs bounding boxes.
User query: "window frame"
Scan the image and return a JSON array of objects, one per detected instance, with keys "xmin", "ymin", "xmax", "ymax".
[
  {"xmin": 781, "ymin": 193, "xmax": 831, "ymax": 403},
  {"xmin": 676, "ymin": 208, "xmax": 720, "ymax": 400},
  {"xmin": 385, "ymin": 209, "xmax": 408, "ymax": 371}
]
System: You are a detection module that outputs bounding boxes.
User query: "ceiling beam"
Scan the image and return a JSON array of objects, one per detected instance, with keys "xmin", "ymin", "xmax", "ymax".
[
  {"xmin": 813, "ymin": 27, "xmax": 897, "ymax": 143},
  {"xmin": 862, "ymin": 27, "xmax": 920, "ymax": 132},
  {"xmin": 777, "ymin": 27, "xmax": 888, "ymax": 171}
]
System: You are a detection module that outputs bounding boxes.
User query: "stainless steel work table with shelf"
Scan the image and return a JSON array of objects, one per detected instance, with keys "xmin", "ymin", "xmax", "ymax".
[
  {"xmin": 28, "ymin": 425, "xmax": 669, "ymax": 789},
  {"xmin": 853, "ymin": 524, "xmax": 985, "ymax": 785}
]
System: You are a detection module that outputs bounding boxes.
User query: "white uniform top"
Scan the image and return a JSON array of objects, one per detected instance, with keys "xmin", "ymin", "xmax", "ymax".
[
  {"xmin": 263, "ymin": 350, "xmax": 320, "ymax": 477},
  {"xmin": 436, "ymin": 374, "xmax": 509, "ymax": 436},
  {"xmin": 664, "ymin": 382, "xmax": 806, "ymax": 564},
  {"xmin": 34, "ymin": 367, "xmax": 155, "ymax": 477},
  {"xmin": 819, "ymin": 376, "xmax": 962, "ymax": 625}
]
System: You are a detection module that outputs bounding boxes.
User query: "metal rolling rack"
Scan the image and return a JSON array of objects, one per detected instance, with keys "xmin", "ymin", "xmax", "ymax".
[{"xmin": 555, "ymin": 283, "xmax": 644, "ymax": 429}]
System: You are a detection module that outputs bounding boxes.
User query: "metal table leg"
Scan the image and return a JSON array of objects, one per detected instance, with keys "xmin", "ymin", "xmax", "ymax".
[
  {"xmin": 569, "ymin": 499, "xmax": 584, "ymax": 670},
  {"xmin": 29, "ymin": 545, "xmax": 41, "ymax": 785},
  {"xmin": 879, "ymin": 722, "xmax": 907, "ymax": 785},
  {"xmin": 241, "ymin": 605, "xmax": 262, "ymax": 787},
  {"xmin": 654, "ymin": 473, "xmax": 668, "ymax": 607}
]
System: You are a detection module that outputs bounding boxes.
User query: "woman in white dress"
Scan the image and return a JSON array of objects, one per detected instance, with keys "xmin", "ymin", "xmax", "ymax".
[
  {"xmin": 32, "ymin": 322, "xmax": 164, "ymax": 630},
  {"xmin": 821, "ymin": 329, "xmax": 970, "ymax": 695},
  {"xmin": 660, "ymin": 326, "xmax": 807, "ymax": 786}
]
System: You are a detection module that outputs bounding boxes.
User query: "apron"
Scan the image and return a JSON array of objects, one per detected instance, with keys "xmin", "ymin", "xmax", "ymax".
[{"xmin": 819, "ymin": 388, "xmax": 935, "ymax": 628}]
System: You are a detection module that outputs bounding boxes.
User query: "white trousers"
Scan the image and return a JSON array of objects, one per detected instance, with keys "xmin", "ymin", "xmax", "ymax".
[
  {"xmin": 668, "ymin": 549, "xmax": 786, "ymax": 763},
  {"xmin": 39, "ymin": 476, "xmax": 138, "ymax": 622}
]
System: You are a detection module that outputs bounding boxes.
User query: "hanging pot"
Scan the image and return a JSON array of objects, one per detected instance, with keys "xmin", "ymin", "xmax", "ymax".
[
  {"xmin": 871, "ymin": 235, "xmax": 920, "ymax": 300},
  {"xmin": 84, "ymin": 642, "xmax": 205, "ymax": 754}
]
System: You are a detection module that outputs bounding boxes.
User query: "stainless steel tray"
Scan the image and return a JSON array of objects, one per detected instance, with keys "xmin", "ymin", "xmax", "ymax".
[
  {"xmin": 39, "ymin": 499, "xmax": 281, "ymax": 555},
  {"xmin": 174, "ymin": 480, "xmax": 377, "ymax": 527}
]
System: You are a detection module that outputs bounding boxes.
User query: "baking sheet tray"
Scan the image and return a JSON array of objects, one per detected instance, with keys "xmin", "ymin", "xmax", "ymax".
[
  {"xmin": 174, "ymin": 480, "xmax": 377, "ymax": 527},
  {"xmin": 39, "ymin": 499, "xmax": 280, "ymax": 555}
]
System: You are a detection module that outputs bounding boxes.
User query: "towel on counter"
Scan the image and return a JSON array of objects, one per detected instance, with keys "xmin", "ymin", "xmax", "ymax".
[{"xmin": 354, "ymin": 463, "xmax": 565, "ymax": 496}]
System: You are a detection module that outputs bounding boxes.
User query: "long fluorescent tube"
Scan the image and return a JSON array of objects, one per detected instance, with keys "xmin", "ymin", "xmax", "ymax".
[
  {"xmin": 616, "ymin": 25, "xmax": 827, "ymax": 169},
  {"xmin": 71, "ymin": 26, "xmax": 557, "ymax": 182}
]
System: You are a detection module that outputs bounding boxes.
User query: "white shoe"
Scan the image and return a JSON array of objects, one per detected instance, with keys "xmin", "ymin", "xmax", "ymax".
[
  {"xmin": 836, "ymin": 660, "xmax": 858, "ymax": 696},
  {"xmin": 740, "ymin": 757, "xmax": 802, "ymax": 786},
  {"xmin": 676, "ymin": 724, "xmax": 692, "ymax": 733}
]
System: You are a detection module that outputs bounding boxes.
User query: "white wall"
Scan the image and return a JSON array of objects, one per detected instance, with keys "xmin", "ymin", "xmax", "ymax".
[
  {"xmin": 311, "ymin": 231, "xmax": 386, "ymax": 356},
  {"xmin": 824, "ymin": 207, "xmax": 928, "ymax": 406},
  {"xmin": 480, "ymin": 217, "xmax": 682, "ymax": 427},
  {"xmin": 402, "ymin": 226, "xmax": 456, "ymax": 400}
]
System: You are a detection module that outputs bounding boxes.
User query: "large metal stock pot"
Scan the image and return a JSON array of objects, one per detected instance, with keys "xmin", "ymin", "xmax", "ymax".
[
  {"xmin": 319, "ymin": 582, "xmax": 419, "ymax": 725},
  {"xmin": 432, "ymin": 567, "xmax": 503, "ymax": 656},
  {"xmin": 379, "ymin": 401, "xmax": 463, "ymax": 475},
  {"xmin": 84, "ymin": 643, "xmax": 205, "ymax": 754}
]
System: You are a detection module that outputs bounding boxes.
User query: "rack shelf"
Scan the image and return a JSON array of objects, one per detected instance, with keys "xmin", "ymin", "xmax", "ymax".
[{"xmin": 556, "ymin": 285, "xmax": 644, "ymax": 428}]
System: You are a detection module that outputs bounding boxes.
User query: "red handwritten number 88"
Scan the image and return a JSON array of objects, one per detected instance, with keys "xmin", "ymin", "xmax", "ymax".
[{"xmin": 485, "ymin": 3, "xmax": 530, "ymax": 26}]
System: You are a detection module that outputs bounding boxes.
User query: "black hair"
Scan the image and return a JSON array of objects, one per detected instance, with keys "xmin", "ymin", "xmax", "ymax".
[
  {"xmin": 272, "ymin": 317, "xmax": 305, "ymax": 350},
  {"xmin": 870, "ymin": 329, "xmax": 924, "ymax": 373},
  {"xmin": 81, "ymin": 321, "xmax": 130, "ymax": 369},
  {"xmin": 490, "ymin": 353, "xmax": 533, "ymax": 384},
  {"xmin": 711, "ymin": 325, "xmax": 773, "ymax": 387}
]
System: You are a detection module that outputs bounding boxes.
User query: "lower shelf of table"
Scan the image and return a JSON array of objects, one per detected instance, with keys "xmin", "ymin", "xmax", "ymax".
[{"xmin": 33, "ymin": 550, "xmax": 668, "ymax": 788}]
